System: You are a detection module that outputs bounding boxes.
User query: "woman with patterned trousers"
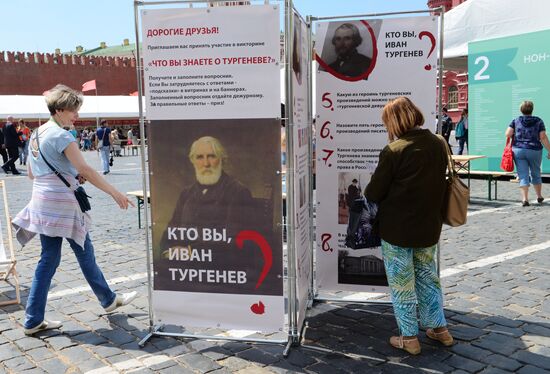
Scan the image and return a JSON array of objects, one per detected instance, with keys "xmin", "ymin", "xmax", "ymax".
[{"xmin": 365, "ymin": 97, "xmax": 454, "ymax": 355}]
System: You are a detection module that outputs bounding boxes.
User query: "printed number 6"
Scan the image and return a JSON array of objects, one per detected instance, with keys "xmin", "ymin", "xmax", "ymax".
[{"xmin": 474, "ymin": 56, "xmax": 490, "ymax": 81}]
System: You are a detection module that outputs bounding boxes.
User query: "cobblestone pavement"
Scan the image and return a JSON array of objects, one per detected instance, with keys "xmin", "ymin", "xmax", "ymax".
[{"xmin": 1, "ymin": 151, "xmax": 550, "ymax": 373}]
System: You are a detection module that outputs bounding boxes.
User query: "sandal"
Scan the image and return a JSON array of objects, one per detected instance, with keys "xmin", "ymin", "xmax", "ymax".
[
  {"xmin": 426, "ymin": 328, "xmax": 454, "ymax": 346},
  {"xmin": 389, "ymin": 336, "xmax": 421, "ymax": 355}
]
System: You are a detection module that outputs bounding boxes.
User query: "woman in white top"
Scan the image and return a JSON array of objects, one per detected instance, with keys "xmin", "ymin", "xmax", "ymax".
[{"xmin": 12, "ymin": 84, "xmax": 136, "ymax": 335}]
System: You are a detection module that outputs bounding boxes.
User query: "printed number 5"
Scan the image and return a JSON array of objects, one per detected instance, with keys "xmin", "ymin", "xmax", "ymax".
[{"xmin": 474, "ymin": 56, "xmax": 490, "ymax": 81}]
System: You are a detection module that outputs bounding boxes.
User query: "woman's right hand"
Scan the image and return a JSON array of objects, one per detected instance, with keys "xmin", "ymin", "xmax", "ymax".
[{"xmin": 111, "ymin": 189, "xmax": 135, "ymax": 209}]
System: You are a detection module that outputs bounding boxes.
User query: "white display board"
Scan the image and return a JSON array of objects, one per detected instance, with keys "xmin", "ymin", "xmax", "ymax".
[
  {"xmin": 142, "ymin": 5, "xmax": 281, "ymax": 120},
  {"xmin": 314, "ymin": 16, "xmax": 438, "ymax": 293},
  {"xmin": 290, "ymin": 8, "xmax": 312, "ymax": 329},
  {"xmin": 142, "ymin": 4, "xmax": 284, "ymax": 333}
]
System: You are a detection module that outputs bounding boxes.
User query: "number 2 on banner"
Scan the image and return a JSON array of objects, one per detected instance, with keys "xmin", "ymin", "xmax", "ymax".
[
  {"xmin": 321, "ymin": 149, "xmax": 334, "ymax": 167},
  {"xmin": 474, "ymin": 56, "xmax": 490, "ymax": 81},
  {"xmin": 321, "ymin": 233, "xmax": 333, "ymax": 252},
  {"xmin": 322, "ymin": 93, "xmax": 334, "ymax": 111},
  {"xmin": 320, "ymin": 121, "xmax": 333, "ymax": 140}
]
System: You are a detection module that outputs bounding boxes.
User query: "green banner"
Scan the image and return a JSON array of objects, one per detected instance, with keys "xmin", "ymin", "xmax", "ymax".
[{"xmin": 468, "ymin": 29, "xmax": 550, "ymax": 172}]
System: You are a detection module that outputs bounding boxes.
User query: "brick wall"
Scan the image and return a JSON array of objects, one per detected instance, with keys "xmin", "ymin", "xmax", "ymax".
[{"xmin": 0, "ymin": 51, "xmax": 138, "ymax": 95}]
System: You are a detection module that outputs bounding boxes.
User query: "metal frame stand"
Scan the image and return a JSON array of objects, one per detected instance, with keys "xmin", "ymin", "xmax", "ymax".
[
  {"xmin": 283, "ymin": 2, "xmax": 318, "ymax": 353},
  {"xmin": 134, "ymin": 0, "xmax": 446, "ymax": 354},
  {"xmin": 284, "ymin": 0, "xmax": 299, "ymax": 353},
  {"xmin": 134, "ymin": 0, "xmax": 298, "ymax": 355},
  {"xmin": 308, "ymin": 7, "xmax": 445, "ymax": 309}
]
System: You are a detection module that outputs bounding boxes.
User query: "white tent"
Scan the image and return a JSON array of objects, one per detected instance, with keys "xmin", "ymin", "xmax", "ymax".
[
  {"xmin": 0, "ymin": 95, "xmax": 145, "ymax": 120},
  {"xmin": 444, "ymin": 0, "xmax": 550, "ymax": 70}
]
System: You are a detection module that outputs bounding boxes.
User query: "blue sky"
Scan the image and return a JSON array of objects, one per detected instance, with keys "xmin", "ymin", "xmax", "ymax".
[{"xmin": 1, "ymin": 0, "xmax": 429, "ymax": 53}]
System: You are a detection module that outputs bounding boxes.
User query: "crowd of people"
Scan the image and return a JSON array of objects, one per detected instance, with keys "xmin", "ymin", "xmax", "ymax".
[
  {"xmin": 0, "ymin": 116, "xmax": 139, "ymax": 175},
  {"xmin": 1, "ymin": 116, "xmax": 31, "ymax": 174}
]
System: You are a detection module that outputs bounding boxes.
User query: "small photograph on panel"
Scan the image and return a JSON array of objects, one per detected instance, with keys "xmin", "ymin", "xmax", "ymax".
[
  {"xmin": 338, "ymin": 249, "xmax": 387, "ymax": 286},
  {"xmin": 317, "ymin": 20, "xmax": 382, "ymax": 81},
  {"xmin": 337, "ymin": 172, "xmax": 372, "ymax": 225}
]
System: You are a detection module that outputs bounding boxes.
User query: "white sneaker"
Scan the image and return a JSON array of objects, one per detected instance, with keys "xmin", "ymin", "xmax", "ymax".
[
  {"xmin": 24, "ymin": 319, "xmax": 63, "ymax": 336},
  {"xmin": 104, "ymin": 291, "xmax": 138, "ymax": 313}
]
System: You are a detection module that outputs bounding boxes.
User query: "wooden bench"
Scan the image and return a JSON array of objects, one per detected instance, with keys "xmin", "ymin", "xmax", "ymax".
[
  {"xmin": 457, "ymin": 170, "xmax": 515, "ymax": 200},
  {"xmin": 451, "ymin": 155, "xmax": 486, "ymax": 189},
  {"xmin": 127, "ymin": 190, "xmax": 150, "ymax": 228}
]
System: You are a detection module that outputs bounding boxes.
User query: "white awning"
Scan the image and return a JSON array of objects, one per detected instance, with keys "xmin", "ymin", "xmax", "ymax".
[
  {"xmin": 0, "ymin": 95, "xmax": 145, "ymax": 120},
  {"xmin": 444, "ymin": 0, "xmax": 550, "ymax": 70}
]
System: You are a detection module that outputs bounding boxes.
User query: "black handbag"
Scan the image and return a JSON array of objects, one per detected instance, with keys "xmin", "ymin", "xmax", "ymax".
[
  {"xmin": 35, "ymin": 131, "xmax": 91, "ymax": 213},
  {"xmin": 345, "ymin": 197, "xmax": 381, "ymax": 249}
]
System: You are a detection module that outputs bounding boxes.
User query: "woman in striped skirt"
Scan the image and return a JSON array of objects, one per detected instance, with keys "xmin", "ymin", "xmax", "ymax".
[{"xmin": 12, "ymin": 84, "xmax": 136, "ymax": 335}]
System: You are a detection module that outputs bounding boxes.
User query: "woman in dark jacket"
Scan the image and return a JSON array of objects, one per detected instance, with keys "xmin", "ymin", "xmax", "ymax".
[
  {"xmin": 365, "ymin": 97, "xmax": 453, "ymax": 355},
  {"xmin": 505, "ymin": 100, "xmax": 550, "ymax": 206}
]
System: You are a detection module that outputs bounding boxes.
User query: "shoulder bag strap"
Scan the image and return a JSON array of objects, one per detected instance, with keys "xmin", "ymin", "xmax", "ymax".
[
  {"xmin": 34, "ymin": 129, "xmax": 72, "ymax": 189},
  {"xmin": 436, "ymin": 134, "xmax": 456, "ymax": 177}
]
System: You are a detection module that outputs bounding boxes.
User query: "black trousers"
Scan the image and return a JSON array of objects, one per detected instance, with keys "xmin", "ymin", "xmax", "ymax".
[
  {"xmin": 3, "ymin": 146, "xmax": 19, "ymax": 172},
  {"xmin": 0, "ymin": 147, "xmax": 7, "ymax": 164}
]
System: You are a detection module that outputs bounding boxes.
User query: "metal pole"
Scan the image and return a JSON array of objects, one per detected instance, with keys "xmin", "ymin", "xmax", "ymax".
[
  {"xmin": 284, "ymin": 0, "xmax": 298, "ymax": 348},
  {"xmin": 310, "ymin": 8, "xmax": 437, "ymax": 22},
  {"xmin": 437, "ymin": 7, "xmax": 445, "ymax": 278},
  {"xmin": 133, "ymin": 0, "xmax": 156, "ymax": 336},
  {"xmin": 436, "ymin": 6, "xmax": 445, "ymax": 135},
  {"xmin": 95, "ymin": 89, "xmax": 99, "ymax": 129},
  {"xmin": 140, "ymin": 0, "xmax": 278, "ymax": 5},
  {"xmin": 306, "ymin": 14, "xmax": 315, "ymax": 309},
  {"xmin": 315, "ymin": 296, "xmax": 391, "ymax": 304},
  {"xmin": 152, "ymin": 331, "xmax": 288, "ymax": 345}
]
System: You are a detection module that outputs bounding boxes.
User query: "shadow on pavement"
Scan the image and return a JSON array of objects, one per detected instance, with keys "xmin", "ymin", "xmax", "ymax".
[{"xmin": 2, "ymin": 294, "xmax": 550, "ymax": 373}]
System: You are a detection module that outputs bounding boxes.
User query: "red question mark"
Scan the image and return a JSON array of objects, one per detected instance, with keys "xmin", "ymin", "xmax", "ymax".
[
  {"xmin": 236, "ymin": 230, "xmax": 273, "ymax": 289},
  {"xmin": 419, "ymin": 31, "xmax": 436, "ymax": 71}
]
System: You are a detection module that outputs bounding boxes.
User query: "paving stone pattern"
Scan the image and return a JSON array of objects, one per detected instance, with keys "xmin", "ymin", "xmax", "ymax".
[{"xmin": 1, "ymin": 152, "xmax": 550, "ymax": 373}]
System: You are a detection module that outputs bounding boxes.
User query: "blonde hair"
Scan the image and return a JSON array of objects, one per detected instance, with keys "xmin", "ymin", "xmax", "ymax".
[
  {"xmin": 381, "ymin": 97, "xmax": 424, "ymax": 141},
  {"xmin": 45, "ymin": 84, "xmax": 83, "ymax": 115},
  {"xmin": 520, "ymin": 100, "xmax": 534, "ymax": 115}
]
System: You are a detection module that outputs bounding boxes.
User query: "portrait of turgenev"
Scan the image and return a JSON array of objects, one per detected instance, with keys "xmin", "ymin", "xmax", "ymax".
[
  {"xmin": 328, "ymin": 23, "xmax": 372, "ymax": 78},
  {"xmin": 161, "ymin": 135, "xmax": 255, "ymax": 251}
]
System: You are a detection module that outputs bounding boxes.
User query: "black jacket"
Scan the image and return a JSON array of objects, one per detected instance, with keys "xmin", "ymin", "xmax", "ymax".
[
  {"xmin": 328, "ymin": 50, "xmax": 372, "ymax": 78},
  {"xmin": 441, "ymin": 115, "xmax": 453, "ymax": 137},
  {"xmin": 3, "ymin": 122, "xmax": 21, "ymax": 148},
  {"xmin": 365, "ymin": 129, "xmax": 448, "ymax": 248}
]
